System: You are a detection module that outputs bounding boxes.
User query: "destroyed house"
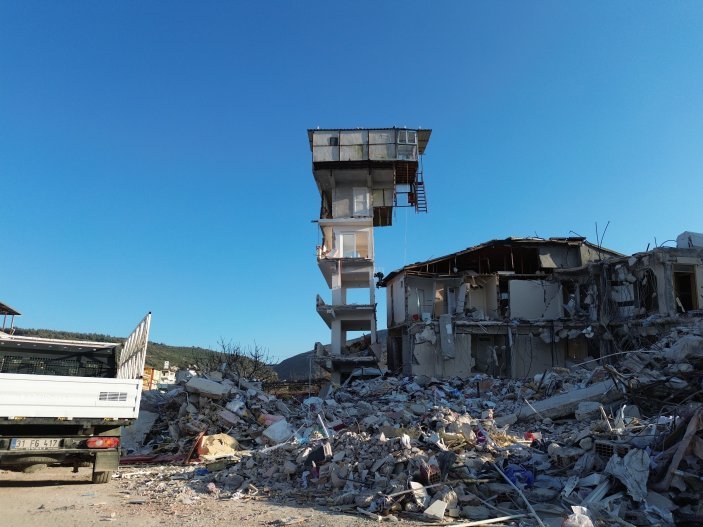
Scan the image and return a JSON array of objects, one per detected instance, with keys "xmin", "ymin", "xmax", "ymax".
[
  {"xmin": 380, "ymin": 237, "xmax": 621, "ymax": 379},
  {"xmin": 552, "ymin": 232, "xmax": 703, "ymax": 355}
]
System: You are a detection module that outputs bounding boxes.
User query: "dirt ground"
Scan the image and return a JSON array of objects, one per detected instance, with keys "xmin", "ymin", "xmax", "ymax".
[{"xmin": 0, "ymin": 466, "xmax": 437, "ymax": 527}]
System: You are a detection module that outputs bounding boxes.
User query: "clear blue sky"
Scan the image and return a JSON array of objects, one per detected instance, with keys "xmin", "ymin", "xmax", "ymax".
[{"xmin": 1, "ymin": 2, "xmax": 701, "ymax": 362}]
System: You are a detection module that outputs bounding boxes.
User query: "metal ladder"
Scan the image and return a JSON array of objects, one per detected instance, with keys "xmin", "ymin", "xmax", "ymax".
[{"xmin": 414, "ymin": 169, "xmax": 427, "ymax": 213}]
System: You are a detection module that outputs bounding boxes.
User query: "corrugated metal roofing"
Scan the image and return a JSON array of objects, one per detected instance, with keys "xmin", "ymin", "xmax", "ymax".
[{"xmin": 0, "ymin": 302, "xmax": 21, "ymax": 316}]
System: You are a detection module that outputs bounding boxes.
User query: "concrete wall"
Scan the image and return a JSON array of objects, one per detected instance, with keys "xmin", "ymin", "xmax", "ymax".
[
  {"xmin": 579, "ymin": 243, "xmax": 619, "ymax": 264},
  {"xmin": 510, "ymin": 280, "xmax": 563, "ymax": 320},
  {"xmin": 312, "ymin": 131, "xmax": 339, "ymax": 162},
  {"xmin": 339, "ymin": 130, "xmax": 369, "ymax": 161},
  {"xmin": 411, "ymin": 333, "xmax": 472, "ymax": 378},
  {"xmin": 312, "ymin": 129, "xmax": 419, "ymax": 162},
  {"xmin": 539, "ymin": 245, "xmax": 582, "ymax": 269},
  {"xmin": 465, "ymin": 275, "xmax": 499, "ymax": 320},
  {"xmin": 510, "ymin": 333, "xmax": 560, "ymax": 378},
  {"xmin": 332, "ymin": 186, "xmax": 352, "ymax": 218},
  {"xmin": 392, "ymin": 276, "xmax": 406, "ymax": 327},
  {"xmin": 407, "ymin": 276, "xmax": 434, "ymax": 321},
  {"xmin": 510, "ymin": 332, "xmax": 588, "ymax": 378}
]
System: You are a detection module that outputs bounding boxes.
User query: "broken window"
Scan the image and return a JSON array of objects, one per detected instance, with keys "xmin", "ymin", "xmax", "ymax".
[
  {"xmin": 636, "ymin": 269, "xmax": 658, "ymax": 314},
  {"xmin": 609, "ymin": 265, "xmax": 636, "ymax": 319},
  {"xmin": 397, "ymin": 130, "xmax": 417, "ymax": 144},
  {"xmin": 674, "ymin": 265, "xmax": 698, "ymax": 311},
  {"xmin": 434, "ymin": 286, "xmax": 446, "ymax": 317}
]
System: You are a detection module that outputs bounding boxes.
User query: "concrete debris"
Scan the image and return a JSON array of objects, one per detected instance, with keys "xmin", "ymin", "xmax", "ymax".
[
  {"xmin": 423, "ymin": 499, "xmax": 448, "ymax": 520},
  {"xmin": 604, "ymin": 449, "xmax": 650, "ymax": 502},
  {"xmin": 121, "ymin": 410, "xmax": 159, "ymax": 454},
  {"xmin": 562, "ymin": 506, "xmax": 594, "ymax": 527},
  {"xmin": 124, "ymin": 325, "xmax": 703, "ymax": 526},
  {"xmin": 185, "ymin": 377, "xmax": 231, "ymax": 399},
  {"xmin": 197, "ymin": 433, "xmax": 240, "ymax": 461}
]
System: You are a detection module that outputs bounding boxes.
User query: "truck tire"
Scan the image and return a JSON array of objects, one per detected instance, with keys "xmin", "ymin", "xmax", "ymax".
[{"xmin": 92, "ymin": 470, "xmax": 113, "ymax": 484}]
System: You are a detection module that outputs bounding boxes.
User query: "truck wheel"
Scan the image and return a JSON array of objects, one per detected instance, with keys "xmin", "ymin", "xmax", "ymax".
[{"xmin": 92, "ymin": 471, "xmax": 113, "ymax": 484}]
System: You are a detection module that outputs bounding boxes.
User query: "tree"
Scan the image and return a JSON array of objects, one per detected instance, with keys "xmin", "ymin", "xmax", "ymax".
[{"xmin": 191, "ymin": 339, "xmax": 277, "ymax": 382}]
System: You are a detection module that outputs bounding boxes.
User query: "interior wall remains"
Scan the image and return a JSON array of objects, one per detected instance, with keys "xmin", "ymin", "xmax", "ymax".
[
  {"xmin": 406, "ymin": 276, "xmax": 434, "ymax": 321},
  {"xmin": 510, "ymin": 333, "xmax": 561, "ymax": 378},
  {"xmin": 539, "ymin": 245, "xmax": 582, "ymax": 269},
  {"xmin": 321, "ymin": 225, "xmax": 373, "ymax": 259},
  {"xmin": 391, "ymin": 275, "xmax": 406, "ymax": 327},
  {"xmin": 509, "ymin": 280, "xmax": 563, "ymax": 320},
  {"xmin": 464, "ymin": 275, "xmax": 499, "ymax": 320},
  {"xmin": 410, "ymin": 332, "xmax": 472, "ymax": 378}
]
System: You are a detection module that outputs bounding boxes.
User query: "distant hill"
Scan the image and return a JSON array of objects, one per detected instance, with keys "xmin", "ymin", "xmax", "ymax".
[
  {"xmin": 11, "ymin": 327, "xmax": 215, "ymax": 369},
  {"xmin": 273, "ymin": 350, "xmax": 327, "ymax": 381}
]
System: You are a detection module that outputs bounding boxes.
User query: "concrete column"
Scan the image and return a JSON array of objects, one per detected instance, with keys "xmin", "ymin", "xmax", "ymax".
[
  {"xmin": 331, "ymin": 319, "xmax": 342, "ymax": 356},
  {"xmin": 331, "ymin": 261, "xmax": 343, "ymax": 305}
]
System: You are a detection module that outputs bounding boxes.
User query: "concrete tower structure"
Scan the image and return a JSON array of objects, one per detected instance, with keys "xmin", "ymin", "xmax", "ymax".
[{"xmin": 308, "ymin": 127, "xmax": 432, "ymax": 382}]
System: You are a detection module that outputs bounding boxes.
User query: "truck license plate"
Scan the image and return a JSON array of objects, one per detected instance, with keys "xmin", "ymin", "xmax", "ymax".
[{"xmin": 10, "ymin": 438, "xmax": 61, "ymax": 450}]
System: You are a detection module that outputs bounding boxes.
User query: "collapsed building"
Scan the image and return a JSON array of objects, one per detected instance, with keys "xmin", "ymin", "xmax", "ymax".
[
  {"xmin": 114, "ymin": 235, "xmax": 702, "ymax": 526},
  {"xmin": 381, "ymin": 237, "xmax": 622, "ymax": 379},
  {"xmin": 308, "ymin": 127, "xmax": 431, "ymax": 383},
  {"xmin": 381, "ymin": 232, "xmax": 703, "ymax": 380},
  {"xmin": 554, "ymin": 230, "xmax": 703, "ymax": 358}
]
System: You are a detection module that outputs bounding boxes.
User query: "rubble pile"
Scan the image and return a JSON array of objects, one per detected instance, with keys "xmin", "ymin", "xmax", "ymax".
[{"xmin": 123, "ymin": 324, "xmax": 703, "ymax": 526}]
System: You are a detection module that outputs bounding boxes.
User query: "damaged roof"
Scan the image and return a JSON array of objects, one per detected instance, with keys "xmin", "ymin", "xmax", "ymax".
[
  {"xmin": 380, "ymin": 236, "xmax": 623, "ymax": 286},
  {"xmin": 0, "ymin": 302, "xmax": 21, "ymax": 316}
]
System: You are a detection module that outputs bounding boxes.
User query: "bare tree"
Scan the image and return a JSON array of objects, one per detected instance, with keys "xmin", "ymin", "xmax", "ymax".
[{"xmin": 191, "ymin": 339, "xmax": 277, "ymax": 382}]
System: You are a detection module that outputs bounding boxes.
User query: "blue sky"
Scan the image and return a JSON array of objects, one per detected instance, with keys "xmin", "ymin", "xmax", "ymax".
[{"xmin": 1, "ymin": 2, "xmax": 701, "ymax": 362}]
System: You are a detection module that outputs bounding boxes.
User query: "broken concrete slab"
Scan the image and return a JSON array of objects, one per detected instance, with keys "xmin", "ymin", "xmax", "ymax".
[
  {"xmin": 121, "ymin": 410, "xmax": 159, "ymax": 454},
  {"xmin": 424, "ymin": 499, "xmax": 448, "ymax": 520},
  {"xmin": 262, "ymin": 419, "xmax": 294, "ymax": 444},
  {"xmin": 575, "ymin": 401, "xmax": 602, "ymax": 421},
  {"xmin": 197, "ymin": 433, "xmax": 240, "ymax": 461},
  {"xmin": 496, "ymin": 380, "xmax": 619, "ymax": 425},
  {"xmin": 186, "ymin": 377, "xmax": 231, "ymax": 399}
]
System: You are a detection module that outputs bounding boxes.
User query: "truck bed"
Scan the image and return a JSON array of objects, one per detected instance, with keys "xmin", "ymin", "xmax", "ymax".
[
  {"xmin": 0, "ymin": 373, "xmax": 142, "ymax": 419},
  {"xmin": 0, "ymin": 313, "xmax": 151, "ymax": 421}
]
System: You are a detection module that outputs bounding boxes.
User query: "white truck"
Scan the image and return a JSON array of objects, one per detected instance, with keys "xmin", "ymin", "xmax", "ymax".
[{"xmin": 0, "ymin": 309, "xmax": 151, "ymax": 483}]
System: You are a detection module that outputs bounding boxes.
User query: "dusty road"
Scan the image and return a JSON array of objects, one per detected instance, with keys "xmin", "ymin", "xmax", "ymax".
[{"xmin": 0, "ymin": 467, "xmax": 434, "ymax": 527}]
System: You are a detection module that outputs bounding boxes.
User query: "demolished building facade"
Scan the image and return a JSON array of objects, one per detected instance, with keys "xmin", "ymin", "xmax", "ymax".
[
  {"xmin": 553, "ymin": 231, "xmax": 703, "ymax": 358},
  {"xmin": 309, "ymin": 127, "xmax": 431, "ymax": 382},
  {"xmin": 118, "ymin": 230, "xmax": 703, "ymax": 526},
  {"xmin": 381, "ymin": 237, "xmax": 622, "ymax": 379},
  {"xmin": 381, "ymin": 234, "xmax": 703, "ymax": 380}
]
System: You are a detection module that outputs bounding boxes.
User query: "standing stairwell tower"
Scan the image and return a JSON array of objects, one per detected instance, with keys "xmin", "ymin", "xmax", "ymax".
[{"xmin": 308, "ymin": 127, "xmax": 432, "ymax": 383}]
